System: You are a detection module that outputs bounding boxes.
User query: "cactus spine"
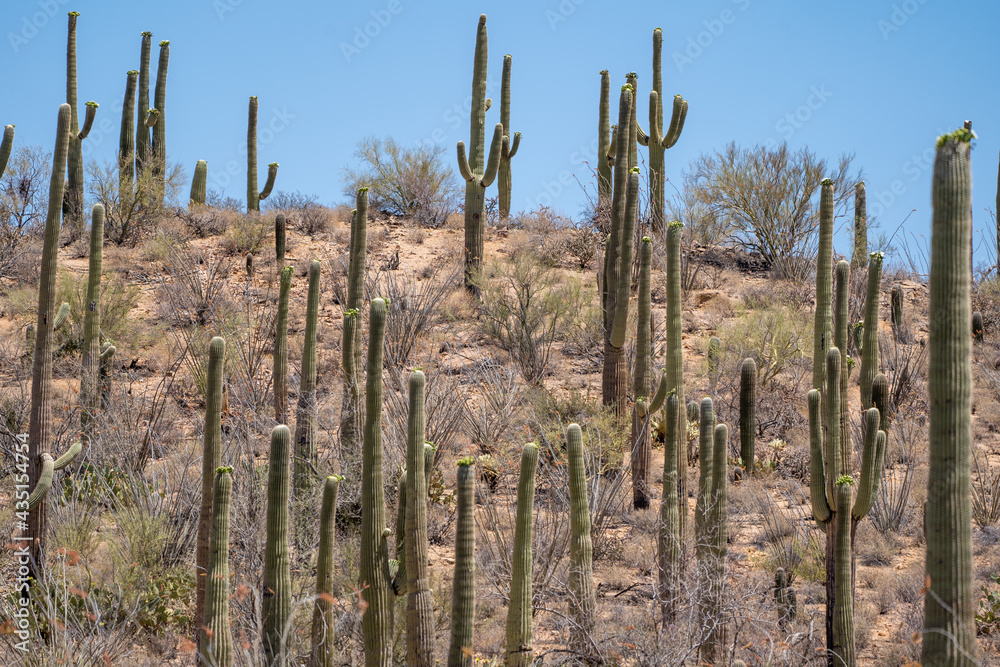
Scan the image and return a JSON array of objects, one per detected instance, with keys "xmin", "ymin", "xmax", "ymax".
[
  {"xmin": 665, "ymin": 221, "xmax": 688, "ymax": 536},
  {"xmin": 506, "ymin": 442, "xmax": 539, "ymax": 667},
  {"xmin": 860, "ymin": 252, "xmax": 883, "ymax": 415},
  {"xmin": 310, "ymin": 475, "xmax": 341, "ymax": 667},
  {"xmin": 740, "ymin": 358, "xmax": 756, "ymax": 475},
  {"xmin": 449, "ymin": 457, "xmax": 476, "ymax": 667},
  {"xmin": 852, "ymin": 182, "xmax": 867, "ymax": 268},
  {"xmin": 119, "ymin": 71, "xmax": 137, "ymax": 204},
  {"xmin": 658, "ymin": 394, "xmax": 680, "ymax": 625},
  {"xmin": 597, "ymin": 70, "xmax": 612, "ymax": 202},
  {"xmin": 195, "ymin": 337, "xmax": 225, "ymax": 649},
  {"xmin": 923, "ymin": 128, "xmax": 977, "ymax": 666},
  {"xmin": 341, "ymin": 189, "xmax": 368, "ymax": 455},
  {"xmin": 136, "ymin": 32, "xmax": 152, "ymax": 178},
  {"xmin": 361, "ymin": 298, "xmax": 391, "ymax": 667},
  {"xmin": 273, "ymin": 266, "xmax": 292, "ymax": 424},
  {"xmin": 405, "ymin": 370, "xmax": 434, "ymax": 666},
  {"xmin": 201, "ymin": 467, "xmax": 233, "ymax": 667},
  {"xmin": 814, "ymin": 180, "xmax": 835, "ymax": 393},
  {"xmin": 190, "ymin": 159, "xmax": 207, "ymax": 206},
  {"xmin": 294, "ymin": 260, "xmax": 320, "ymax": 491},
  {"xmin": 80, "ymin": 204, "xmax": 105, "ymax": 439},
  {"xmin": 151, "ymin": 39, "xmax": 169, "ymax": 207},
  {"xmin": 247, "ymin": 96, "xmax": 279, "ymax": 212},
  {"xmin": 27, "ymin": 103, "xmax": 72, "ymax": 581},
  {"xmin": 645, "ymin": 28, "xmax": 687, "ymax": 230},
  {"xmin": 632, "ymin": 236, "xmax": 653, "ymax": 508},
  {"xmin": 497, "ymin": 54, "xmax": 520, "ymax": 222},
  {"xmin": 457, "ymin": 14, "xmax": 503, "ymax": 289},
  {"xmin": 263, "ymin": 425, "xmax": 292, "ymax": 666}
]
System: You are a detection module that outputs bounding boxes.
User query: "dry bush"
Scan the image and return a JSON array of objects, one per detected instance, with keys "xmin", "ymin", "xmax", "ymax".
[
  {"xmin": 383, "ymin": 364, "xmax": 466, "ymax": 472},
  {"xmin": 223, "ymin": 211, "xmax": 270, "ymax": 255},
  {"xmin": 870, "ymin": 418, "xmax": 919, "ymax": 535},
  {"xmin": 973, "ymin": 448, "xmax": 1000, "ymax": 530},
  {"xmin": 563, "ymin": 222, "xmax": 600, "ymax": 270},
  {"xmin": 463, "ymin": 359, "xmax": 525, "ymax": 454},
  {"xmin": 175, "ymin": 205, "xmax": 232, "ymax": 238}
]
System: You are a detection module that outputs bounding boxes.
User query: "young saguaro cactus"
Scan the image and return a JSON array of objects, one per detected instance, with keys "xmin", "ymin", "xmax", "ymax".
[
  {"xmin": 457, "ymin": 14, "xmax": 503, "ymax": 290},
  {"xmin": 643, "ymin": 28, "xmax": 687, "ymax": 230},
  {"xmin": 273, "ymin": 266, "xmax": 292, "ymax": 424},
  {"xmin": 201, "ymin": 467, "xmax": 234, "ymax": 667},
  {"xmin": 632, "ymin": 236, "xmax": 653, "ymax": 508},
  {"xmin": 361, "ymin": 298, "xmax": 392, "ymax": 667},
  {"xmin": 118, "ymin": 71, "xmax": 137, "ymax": 203},
  {"xmin": 814, "ymin": 179, "xmax": 836, "ymax": 393},
  {"xmin": 263, "ymin": 425, "xmax": 292, "ymax": 667},
  {"xmin": 195, "ymin": 336, "xmax": 225, "ymax": 650},
  {"xmin": 973, "ymin": 311, "xmax": 984, "ymax": 343},
  {"xmin": 80, "ymin": 204, "xmax": 105, "ymax": 440},
  {"xmin": 294, "ymin": 260, "xmax": 321, "ymax": 491},
  {"xmin": 405, "ymin": 370, "xmax": 434, "ymax": 667},
  {"xmin": 247, "ymin": 96, "xmax": 279, "ymax": 212},
  {"xmin": 497, "ymin": 54, "xmax": 521, "ymax": 222},
  {"xmin": 0, "ymin": 124, "xmax": 13, "ymax": 180},
  {"xmin": 740, "ymin": 358, "xmax": 756, "ymax": 476},
  {"xmin": 774, "ymin": 567, "xmax": 796, "ymax": 630},
  {"xmin": 27, "ymin": 103, "xmax": 72, "ymax": 581},
  {"xmin": 923, "ymin": 127, "xmax": 978, "ymax": 666},
  {"xmin": 852, "ymin": 182, "xmax": 867, "ymax": 269},
  {"xmin": 341, "ymin": 189, "xmax": 368, "ymax": 456},
  {"xmin": 190, "ymin": 159, "xmax": 207, "ymax": 206},
  {"xmin": 449, "ymin": 457, "xmax": 476, "ymax": 667},
  {"xmin": 310, "ymin": 475, "xmax": 342, "ymax": 667},
  {"xmin": 506, "ymin": 442, "xmax": 538, "ymax": 667}
]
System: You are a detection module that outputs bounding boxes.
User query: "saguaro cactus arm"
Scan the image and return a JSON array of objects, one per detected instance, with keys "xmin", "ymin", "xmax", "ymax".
[{"xmin": 0, "ymin": 124, "xmax": 13, "ymax": 179}]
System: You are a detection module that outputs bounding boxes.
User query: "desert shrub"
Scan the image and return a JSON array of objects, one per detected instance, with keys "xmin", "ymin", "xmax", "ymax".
[
  {"xmin": 88, "ymin": 159, "xmax": 186, "ymax": 246},
  {"xmin": 974, "ymin": 276, "xmax": 1000, "ymax": 335},
  {"xmin": 716, "ymin": 301, "xmax": 812, "ymax": 390},
  {"xmin": 973, "ymin": 448, "xmax": 1000, "ymax": 530},
  {"xmin": 223, "ymin": 212, "xmax": 269, "ymax": 255},
  {"xmin": 869, "ymin": 420, "xmax": 918, "ymax": 535},
  {"xmin": 508, "ymin": 206, "xmax": 573, "ymax": 267},
  {"xmin": 563, "ymin": 221, "xmax": 600, "ymax": 269},
  {"xmin": 175, "ymin": 205, "xmax": 232, "ymax": 238},
  {"xmin": 55, "ymin": 270, "xmax": 143, "ymax": 356},
  {"xmin": 463, "ymin": 359, "xmax": 525, "ymax": 454},
  {"xmin": 267, "ymin": 190, "xmax": 334, "ymax": 237}
]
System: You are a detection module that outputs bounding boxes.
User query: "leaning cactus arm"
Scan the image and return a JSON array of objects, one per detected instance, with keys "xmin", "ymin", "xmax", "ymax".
[
  {"xmin": 648, "ymin": 92, "xmax": 662, "ymax": 146},
  {"xmin": 144, "ymin": 108, "xmax": 159, "ymax": 128},
  {"xmin": 807, "ymin": 389, "xmax": 831, "ymax": 524},
  {"xmin": 456, "ymin": 141, "xmax": 473, "ymax": 182},
  {"xmin": 508, "ymin": 132, "xmax": 520, "ymax": 158},
  {"xmin": 852, "ymin": 408, "xmax": 883, "ymax": 520},
  {"xmin": 78, "ymin": 101, "xmax": 98, "ymax": 140},
  {"xmin": 259, "ymin": 162, "xmax": 278, "ymax": 200},
  {"xmin": 26, "ymin": 454, "xmax": 54, "ymax": 511},
  {"xmin": 0, "ymin": 124, "xmax": 14, "ymax": 179},
  {"xmin": 53, "ymin": 302, "xmax": 71, "ymax": 331},
  {"xmin": 481, "ymin": 123, "xmax": 504, "ymax": 187},
  {"xmin": 663, "ymin": 95, "xmax": 687, "ymax": 149},
  {"xmin": 53, "ymin": 442, "xmax": 82, "ymax": 471},
  {"xmin": 648, "ymin": 369, "xmax": 669, "ymax": 414}
]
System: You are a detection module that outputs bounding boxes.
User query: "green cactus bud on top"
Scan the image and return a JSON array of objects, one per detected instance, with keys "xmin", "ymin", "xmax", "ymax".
[
  {"xmin": 80, "ymin": 204, "xmax": 105, "ymax": 439},
  {"xmin": 449, "ymin": 456, "xmax": 476, "ymax": 667},
  {"xmin": 201, "ymin": 467, "xmax": 233, "ymax": 667},
  {"xmin": 196, "ymin": 337, "xmax": 225, "ymax": 649},
  {"xmin": 740, "ymin": 358, "xmax": 756, "ymax": 475},
  {"xmin": 923, "ymin": 128, "xmax": 978, "ymax": 666},
  {"xmin": 506, "ymin": 443, "xmax": 539, "ymax": 667},
  {"xmin": 263, "ymin": 425, "xmax": 292, "ymax": 666},
  {"xmin": 294, "ymin": 260, "xmax": 320, "ymax": 491},
  {"xmin": 190, "ymin": 159, "xmax": 207, "ymax": 206},
  {"xmin": 361, "ymin": 298, "xmax": 392, "ymax": 667},
  {"xmin": 310, "ymin": 475, "xmax": 341, "ymax": 667}
]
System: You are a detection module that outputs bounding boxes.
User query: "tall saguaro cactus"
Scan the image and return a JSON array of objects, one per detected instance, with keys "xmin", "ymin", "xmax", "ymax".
[
  {"xmin": 497, "ymin": 54, "xmax": 521, "ymax": 222},
  {"xmin": 294, "ymin": 260, "xmax": 320, "ymax": 491},
  {"xmin": 151, "ymin": 39, "xmax": 169, "ymax": 207},
  {"xmin": 457, "ymin": 14, "xmax": 503, "ymax": 290},
  {"xmin": 566, "ymin": 426, "xmax": 596, "ymax": 659},
  {"xmin": 449, "ymin": 457, "xmax": 476, "ymax": 667},
  {"xmin": 405, "ymin": 370, "xmax": 434, "ymax": 667},
  {"xmin": 923, "ymin": 128, "xmax": 978, "ymax": 666},
  {"xmin": 136, "ymin": 32, "xmax": 153, "ymax": 178},
  {"xmin": 643, "ymin": 28, "xmax": 688, "ymax": 230},
  {"xmin": 852, "ymin": 182, "xmax": 867, "ymax": 268},
  {"xmin": 247, "ymin": 96, "xmax": 279, "ymax": 212},
  {"xmin": 632, "ymin": 237, "xmax": 653, "ymax": 508},
  {"xmin": 341, "ymin": 189, "xmax": 368, "ymax": 455},
  {"xmin": 506, "ymin": 443, "xmax": 538, "ymax": 667},
  {"xmin": 27, "ymin": 103, "xmax": 72, "ymax": 580},
  {"xmin": 664, "ymin": 220, "xmax": 688, "ymax": 535},
  {"xmin": 196, "ymin": 337, "xmax": 225, "ymax": 649},
  {"xmin": 597, "ymin": 70, "xmax": 612, "ymax": 202},
  {"xmin": 813, "ymin": 180, "xmax": 835, "ymax": 393},
  {"xmin": 273, "ymin": 266, "xmax": 292, "ymax": 424},
  {"xmin": 361, "ymin": 298, "xmax": 392, "ymax": 667},
  {"xmin": 65, "ymin": 12, "xmax": 85, "ymax": 235},
  {"xmin": 859, "ymin": 252, "xmax": 883, "ymax": 416},
  {"xmin": 658, "ymin": 394, "xmax": 680, "ymax": 625},
  {"xmin": 119, "ymin": 71, "xmax": 137, "ymax": 204},
  {"xmin": 201, "ymin": 467, "xmax": 234, "ymax": 667},
  {"xmin": 701, "ymin": 422, "xmax": 729, "ymax": 665},
  {"xmin": 80, "ymin": 204, "xmax": 105, "ymax": 439},
  {"xmin": 311, "ymin": 475, "xmax": 341, "ymax": 667},
  {"xmin": 263, "ymin": 425, "xmax": 292, "ymax": 667}
]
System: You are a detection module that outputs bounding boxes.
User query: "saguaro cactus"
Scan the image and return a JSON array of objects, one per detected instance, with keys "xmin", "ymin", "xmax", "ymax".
[
  {"xmin": 457, "ymin": 14, "xmax": 503, "ymax": 289},
  {"xmin": 852, "ymin": 182, "xmax": 867, "ymax": 268},
  {"xmin": 740, "ymin": 358, "xmax": 756, "ymax": 475},
  {"xmin": 923, "ymin": 128, "xmax": 977, "ymax": 666},
  {"xmin": 65, "ymin": 12, "xmax": 86, "ymax": 234},
  {"xmin": 311, "ymin": 475, "xmax": 341, "ymax": 667},
  {"xmin": 275, "ymin": 213, "xmax": 287, "ymax": 267},
  {"xmin": 190, "ymin": 159, "xmax": 207, "ymax": 206},
  {"xmin": 813, "ymin": 180, "xmax": 835, "ymax": 393},
  {"xmin": 973, "ymin": 311, "xmax": 984, "ymax": 343},
  {"xmin": 644, "ymin": 28, "xmax": 687, "ymax": 230},
  {"xmin": 405, "ymin": 370, "xmax": 434, "ymax": 667},
  {"xmin": 273, "ymin": 266, "xmax": 292, "ymax": 424},
  {"xmin": 497, "ymin": 54, "xmax": 521, "ymax": 222},
  {"xmin": 27, "ymin": 103, "xmax": 72, "ymax": 580},
  {"xmin": 341, "ymin": 189, "xmax": 368, "ymax": 455},
  {"xmin": 201, "ymin": 467, "xmax": 233, "ymax": 667},
  {"xmin": 361, "ymin": 298, "xmax": 392, "ymax": 667},
  {"xmin": 658, "ymin": 394, "xmax": 680, "ymax": 625},
  {"xmin": 774, "ymin": 567, "xmax": 796, "ymax": 630},
  {"xmin": 506, "ymin": 443, "xmax": 538, "ymax": 667},
  {"xmin": 0, "ymin": 124, "xmax": 13, "ymax": 180},
  {"xmin": 151, "ymin": 39, "xmax": 169, "ymax": 207},
  {"xmin": 597, "ymin": 70, "xmax": 612, "ymax": 202},
  {"xmin": 565, "ymin": 425, "xmax": 597, "ymax": 659},
  {"xmin": 119, "ymin": 71, "xmax": 137, "ymax": 203},
  {"xmin": 701, "ymin": 422, "xmax": 729, "ymax": 665},
  {"xmin": 859, "ymin": 252, "xmax": 883, "ymax": 415},
  {"xmin": 136, "ymin": 32, "xmax": 152, "ymax": 178},
  {"xmin": 833, "ymin": 477, "xmax": 855, "ymax": 666},
  {"xmin": 449, "ymin": 457, "xmax": 476, "ymax": 667},
  {"xmin": 80, "ymin": 204, "xmax": 105, "ymax": 439},
  {"xmin": 263, "ymin": 425, "xmax": 292, "ymax": 666},
  {"xmin": 247, "ymin": 96, "xmax": 279, "ymax": 212},
  {"xmin": 632, "ymin": 236, "xmax": 653, "ymax": 508},
  {"xmin": 195, "ymin": 336, "xmax": 225, "ymax": 649},
  {"xmin": 294, "ymin": 260, "xmax": 320, "ymax": 491}
]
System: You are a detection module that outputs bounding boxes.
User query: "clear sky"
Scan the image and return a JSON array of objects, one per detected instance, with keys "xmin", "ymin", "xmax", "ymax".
[{"xmin": 3, "ymin": 0, "xmax": 998, "ymax": 269}]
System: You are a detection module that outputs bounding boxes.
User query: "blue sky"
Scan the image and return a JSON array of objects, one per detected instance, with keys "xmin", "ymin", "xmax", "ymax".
[{"xmin": 2, "ymin": 0, "xmax": 998, "ymax": 268}]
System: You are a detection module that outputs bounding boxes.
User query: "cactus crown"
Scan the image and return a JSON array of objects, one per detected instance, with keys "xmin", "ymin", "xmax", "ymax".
[
  {"xmin": 280, "ymin": 265, "xmax": 294, "ymax": 278},
  {"xmin": 127, "ymin": 69, "xmax": 139, "ymax": 75},
  {"xmin": 937, "ymin": 127, "xmax": 977, "ymax": 146},
  {"xmin": 326, "ymin": 474, "xmax": 345, "ymax": 482},
  {"xmin": 627, "ymin": 71, "xmax": 637, "ymax": 78},
  {"xmin": 268, "ymin": 162, "xmax": 279, "ymax": 167},
  {"xmin": 358, "ymin": 186, "xmax": 369, "ymax": 194},
  {"xmin": 68, "ymin": 11, "xmax": 80, "ymax": 16},
  {"xmin": 216, "ymin": 466, "xmax": 233, "ymax": 475},
  {"xmin": 457, "ymin": 456, "xmax": 476, "ymax": 467},
  {"xmin": 668, "ymin": 220, "xmax": 684, "ymax": 230},
  {"xmin": 159, "ymin": 40, "xmax": 170, "ymax": 46},
  {"xmin": 821, "ymin": 178, "xmax": 833, "ymax": 186},
  {"xmin": 344, "ymin": 308, "xmax": 358, "ymax": 318},
  {"xmin": 621, "ymin": 84, "xmax": 633, "ymax": 92},
  {"xmin": 836, "ymin": 475, "xmax": 855, "ymax": 486},
  {"xmin": 141, "ymin": 31, "xmax": 152, "ymax": 36},
  {"xmin": 600, "ymin": 69, "xmax": 609, "ymax": 75},
  {"xmin": 147, "ymin": 108, "xmax": 160, "ymax": 116},
  {"xmin": 630, "ymin": 167, "xmax": 640, "ymax": 174},
  {"xmin": 86, "ymin": 101, "xmax": 99, "ymax": 108},
  {"xmin": 641, "ymin": 236, "xmax": 652, "ymax": 244},
  {"xmin": 870, "ymin": 251, "xmax": 884, "ymax": 260}
]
